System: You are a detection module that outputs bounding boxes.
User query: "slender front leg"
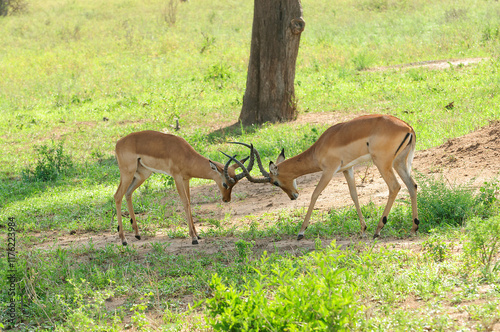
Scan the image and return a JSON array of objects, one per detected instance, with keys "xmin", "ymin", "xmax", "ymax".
[
  {"xmin": 297, "ymin": 170, "xmax": 335, "ymax": 240},
  {"xmin": 182, "ymin": 178, "xmax": 201, "ymax": 240},
  {"xmin": 174, "ymin": 177, "xmax": 199, "ymax": 245},
  {"xmin": 343, "ymin": 168, "xmax": 367, "ymax": 237}
]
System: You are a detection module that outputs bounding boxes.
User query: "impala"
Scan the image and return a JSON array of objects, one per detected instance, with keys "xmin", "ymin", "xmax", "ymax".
[
  {"xmin": 228, "ymin": 114, "xmax": 419, "ymax": 240},
  {"xmin": 114, "ymin": 130, "xmax": 251, "ymax": 245}
]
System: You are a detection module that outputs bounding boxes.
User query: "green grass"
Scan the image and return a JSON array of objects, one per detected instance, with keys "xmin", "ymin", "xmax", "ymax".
[{"xmin": 1, "ymin": 0, "xmax": 500, "ymax": 330}]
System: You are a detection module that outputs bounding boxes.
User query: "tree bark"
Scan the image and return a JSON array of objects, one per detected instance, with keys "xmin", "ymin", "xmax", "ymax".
[{"xmin": 239, "ymin": 0, "xmax": 305, "ymax": 126}]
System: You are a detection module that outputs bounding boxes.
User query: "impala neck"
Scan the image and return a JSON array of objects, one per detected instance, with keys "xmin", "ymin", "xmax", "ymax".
[
  {"xmin": 190, "ymin": 154, "xmax": 220, "ymax": 180},
  {"xmin": 279, "ymin": 146, "xmax": 321, "ymax": 179}
]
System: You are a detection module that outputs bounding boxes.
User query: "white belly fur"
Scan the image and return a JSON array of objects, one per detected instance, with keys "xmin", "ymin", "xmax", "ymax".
[
  {"xmin": 139, "ymin": 159, "xmax": 173, "ymax": 177},
  {"xmin": 339, "ymin": 154, "xmax": 371, "ymax": 172}
]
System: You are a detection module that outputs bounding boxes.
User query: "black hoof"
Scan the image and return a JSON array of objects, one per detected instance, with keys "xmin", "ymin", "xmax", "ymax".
[
  {"xmin": 373, "ymin": 234, "xmax": 379, "ymax": 239},
  {"xmin": 192, "ymin": 239, "xmax": 199, "ymax": 245},
  {"xmin": 135, "ymin": 235, "xmax": 141, "ymax": 240},
  {"xmin": 122, "ymin": 241, "xmax": 128, "ymax": 246},
  {"xmin": 197, "ymin": 235, "xmax": 202, "ymax": 240},
  {"xmin": 297, "ymin": 234, "xmax": 304, "ymax": 241}
]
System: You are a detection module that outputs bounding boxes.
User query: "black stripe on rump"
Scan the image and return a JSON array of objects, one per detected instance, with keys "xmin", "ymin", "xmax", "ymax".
[{"xmin": 394, "ymin": 133, "xmax": 411, "ymax": 156}]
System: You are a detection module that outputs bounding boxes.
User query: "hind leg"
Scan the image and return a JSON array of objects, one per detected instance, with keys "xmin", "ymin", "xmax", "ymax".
[
  {"xmin": 114, "ymin": 173, "xmax": 135, "ymax": 245},
  {"xmin": 124, "ymin": 164, "xmax": 152, "ymax": 241},
  {"xmin": 394, "ymin": 160, "xmax": 419, "ymax": 235},
  {"xmin": 372, "ymin": 161, "xmax": 401, "ymax": 239}
]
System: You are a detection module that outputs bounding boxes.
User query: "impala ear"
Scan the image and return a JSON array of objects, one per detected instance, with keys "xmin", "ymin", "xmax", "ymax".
[
  {"xmin": 269, "ymin": 161, "xmax": 279, "ymax": 176},
  {"xmin": 209, "ymin": 160, "xmax": 220, "ymax": 173},
  {"xmin": 276, "ymin": 148, "xmax": 286, "ymax": 164}
]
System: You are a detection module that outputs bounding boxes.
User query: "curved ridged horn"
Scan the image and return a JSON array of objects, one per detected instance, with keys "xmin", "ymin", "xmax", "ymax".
[
  {"xmin": 221, "ymin": 151, "xmax": 270, "ymax": 184},
  {"xmin": 228, "ymin": 142, "xmax": 269, "ymax": 178},
  {"xmin": 223, "ymin": 154, "xmax": 250, "ymax": 184},
  {"xmin": 223, "ymin": 154, "xmax": 238, "ymax": 184}
]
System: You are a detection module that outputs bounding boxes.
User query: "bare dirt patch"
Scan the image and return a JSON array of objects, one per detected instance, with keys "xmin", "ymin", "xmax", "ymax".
[{"xmin": 366, "ymin": 57, "xmax": 487, "ymax": 71}]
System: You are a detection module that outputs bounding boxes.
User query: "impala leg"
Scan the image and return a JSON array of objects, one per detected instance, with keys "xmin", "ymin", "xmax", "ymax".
[
  {"xmin": 114, "ymin": 173, "xmax": 135, "ymax": 246},
  {"xmin": 174, "ymin": 177, "xmax": 198, "ymax": 245},
  {"xmin": 394, "ymin": 161, "xmax": 419, "ymax": 235},
  {"xmin": 297, "ymin": 170, "xmax": 335, "ymax": 240},
  {"xmin": 343, "ymin": 168, "xmax": 367, "ymax": 237},
  {"xmin": 373, "ymin": 163, "xmax": 401, "ymax": 239},
  {"xmin": 183, "ymin": 179, "xmax": 201, "ymax": 240},
  {"xmin": 125, "ymin": 166, "xmax": 152, "ymax": 241}
]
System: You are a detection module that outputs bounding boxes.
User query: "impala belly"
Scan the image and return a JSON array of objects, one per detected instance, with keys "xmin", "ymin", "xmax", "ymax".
[
  {"xmin": 319, "ymin": 137, "xmax": 371, "ymax": 173},
  {"xmin": 339, "ymin": 154, "xmax": 371, "ymax": 172},
  {"xmin": 139, "ymin": 158, "xmax": 174, "ymax": 177}
]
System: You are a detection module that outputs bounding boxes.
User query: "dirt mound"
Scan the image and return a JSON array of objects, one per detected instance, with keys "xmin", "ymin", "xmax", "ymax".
[{"xmin": 414, "ymin": 120, "xmax": 500, "ymax": 180}]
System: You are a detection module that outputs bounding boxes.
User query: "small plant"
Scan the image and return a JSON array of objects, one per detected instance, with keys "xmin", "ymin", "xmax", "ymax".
[
  {"xmin": 463, "ymin": 216, "xmax": 500, "ymax": 281},
  {"xmin": 444, "ymin": 8, "xmax": 468, "ymax": 22},
  {"xmin": 476, "ymin": 180, "xmax": 499, "ymax": 209},
  {"xmin": 200, "ymin": 32, "xmax": 216, "ymax": 54},
  {"xmin": 357, "ymin": 0, "xmax": 389, "ymax": 12},
  {"xmin": 204, "ymin": 62, "xmax": 232, "ymax": 83},
  {"xmin": 162, "ymin": 0, "xmax": 178, "ymax": 26},
  {"xmin": 129, "ymin": 292, "xmax": 154, "ymax": 330},
  {"xmin": 482, "ymin": 24, "xmax": 500, "ymax": 42},
  {"xmin": 234, "ymin": 239, "xmax": 255, "ymax": 262},
  {"xmin": 422, "ymin": 231, "xmax": 450, "ymax": 262},
  {"xmin": 352, "ymin": 52, "xmax": 374, "ymax": 71},
  {"xmin": 21, "ymin": 140, "xmax": 73, "ymax": 182}
]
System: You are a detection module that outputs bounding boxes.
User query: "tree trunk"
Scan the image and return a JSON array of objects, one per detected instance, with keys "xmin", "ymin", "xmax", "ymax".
[{"xmin": 239, "ymin": 0, "xmax": 305, "ymax": 126}]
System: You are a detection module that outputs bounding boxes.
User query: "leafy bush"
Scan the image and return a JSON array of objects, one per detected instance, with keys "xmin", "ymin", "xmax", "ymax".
[
  {"xmin": 205, "ymin": 244, "xmax": 360, "ymax": 331},
  {"xmin": 21, "ymin": 141, "xmax": 73, "ymax": 182},
  {"xmin": 416, "ymin": 175, "xmax": 498, "ymax": 230}
]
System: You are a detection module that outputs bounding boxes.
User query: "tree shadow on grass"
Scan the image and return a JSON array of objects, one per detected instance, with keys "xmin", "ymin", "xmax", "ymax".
[{"xmin": 206, "ymin": 122, "xmax": 261, "ymax": 144}]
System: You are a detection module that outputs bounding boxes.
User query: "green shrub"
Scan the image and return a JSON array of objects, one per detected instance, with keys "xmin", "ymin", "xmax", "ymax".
[
  {"xmin": 205, "ymin": 245, "xmax": 360, "ymax": 331},
  {"xmin": 21, "ymin": 141, "xmax": 73, "ymax": 182},
  {"xmin": 416, "ymin": 175, "xmax": 498, "ymax": 230}
]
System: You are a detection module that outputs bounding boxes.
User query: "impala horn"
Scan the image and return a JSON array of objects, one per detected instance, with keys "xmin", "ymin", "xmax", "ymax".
[
  {"xmin": 228, "ymin": 142, "xmax": 270, "ymax": 179},
  {"xmin": 221, "ymin": 147, "xmax": 271, "ymax": 184},
  {"xmin": 222, "ymin": 154, "xmax": 251, "ymax": 184}
]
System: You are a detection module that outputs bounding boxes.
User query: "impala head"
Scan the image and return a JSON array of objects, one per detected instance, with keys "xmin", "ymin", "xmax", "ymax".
[
  {"xmin": 268, "ymin": 150, "xmax": 299, "ymax": 200},
  {"xmin": 209, "ymin": 155, "xmax": 250, "ymax": 203},
  {"xmin": 223, "ymin": 143, "xmax": 299, "ymax": 201}
]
